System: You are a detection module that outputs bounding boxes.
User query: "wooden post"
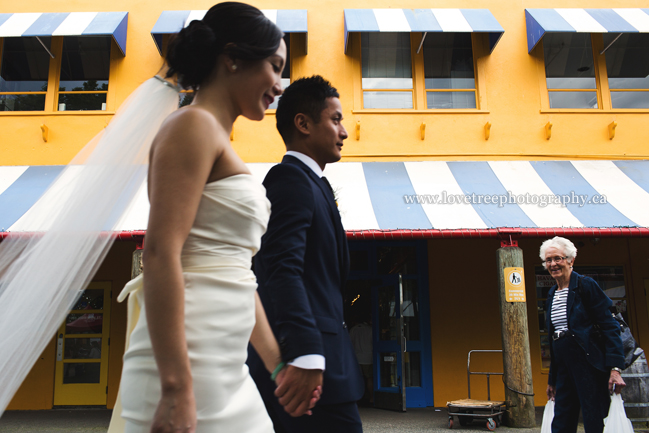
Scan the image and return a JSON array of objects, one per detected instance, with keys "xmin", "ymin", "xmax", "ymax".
[{"xmin": 496, "ymin": 245, "xmax": 536, "ymax": 427}]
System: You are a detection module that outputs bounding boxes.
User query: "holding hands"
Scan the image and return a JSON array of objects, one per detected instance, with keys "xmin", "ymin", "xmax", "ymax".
[{"xmin": 274, "ymin": 365, "xmax": 322, "ymax": 417}]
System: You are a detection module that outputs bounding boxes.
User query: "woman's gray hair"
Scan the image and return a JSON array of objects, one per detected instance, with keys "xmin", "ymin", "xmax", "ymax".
[{"xmin": 539, "ymin": 236, "xmax": 577, "ymax": 268}]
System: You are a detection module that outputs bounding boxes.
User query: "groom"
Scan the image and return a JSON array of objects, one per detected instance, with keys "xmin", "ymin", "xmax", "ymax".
[{"xmin": 248, "ymin": 76, "xmax": 364, "ymax": 432}]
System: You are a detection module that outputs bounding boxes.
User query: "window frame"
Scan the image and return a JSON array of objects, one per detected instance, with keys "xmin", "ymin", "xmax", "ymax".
[
  {"xmin": 535, "ymin": 33, "xmax": 649, "ymax": 113},
  {"xmin": 351, "ymin": 31, "xmax": 490, "ymax": 114},
  {"xmin": 0, "ymin": 36, "xmax": 119, "ymax": 115}
]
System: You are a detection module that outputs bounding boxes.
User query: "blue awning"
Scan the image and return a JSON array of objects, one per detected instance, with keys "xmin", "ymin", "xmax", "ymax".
[
  {"xmin": 3, "ymin": 161, "xmax": 649, "ymax": 233},
  {"xmin": 151, "ymin": 9, "xmax": 308, "ymax": 55},
  {"xmin": 525, "ymin": 8, "xmax": 649, "ymax": 53},
  {"xmin": 0, "ymin": 12, "xmax": 129, "ymax": 55},
  {"xmin": 343, "ymin": 9, "xmax": 504, "ymax": 54}
]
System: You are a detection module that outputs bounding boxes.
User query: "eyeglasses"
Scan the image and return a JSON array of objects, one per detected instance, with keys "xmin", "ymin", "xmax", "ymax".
[{"xmin": 544, "ymin": 256, "xmax": 568, "ymax": 265}]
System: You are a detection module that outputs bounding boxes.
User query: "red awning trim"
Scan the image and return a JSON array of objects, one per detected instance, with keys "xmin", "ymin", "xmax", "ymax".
[
  {"xmin": 2, "ymin": 228, "xmax": 649, "ymax": 242},
  {"xmin": 345, "ymin": 227, "xmax": 649, "ymax": 240}
]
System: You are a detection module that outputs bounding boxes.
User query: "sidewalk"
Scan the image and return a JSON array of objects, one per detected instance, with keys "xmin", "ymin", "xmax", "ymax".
[{"xmin": 0, "ymin": 407, "xmax": 546, "ymax": 433}]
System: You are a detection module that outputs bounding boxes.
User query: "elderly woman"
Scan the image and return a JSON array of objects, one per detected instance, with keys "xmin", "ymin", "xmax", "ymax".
[{"xmin": 542, "ymin": 236, "xmax": 625, "ymax": 433}]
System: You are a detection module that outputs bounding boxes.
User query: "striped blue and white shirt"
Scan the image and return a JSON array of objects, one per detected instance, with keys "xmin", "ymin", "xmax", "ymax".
[{"xmin": 551, "ymin": 289, "xmax": 569, "ymax": 333}]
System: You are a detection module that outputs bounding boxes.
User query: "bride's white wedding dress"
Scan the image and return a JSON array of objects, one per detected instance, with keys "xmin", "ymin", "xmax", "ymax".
[{"xmin": 117, "ymin": 174, "xmax": 274, "ymax": 433}]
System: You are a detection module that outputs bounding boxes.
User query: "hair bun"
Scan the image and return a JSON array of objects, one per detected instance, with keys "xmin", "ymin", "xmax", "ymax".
[{"xmin": 166, "ymin": 20, "xmax": 219, "ymax": 90}]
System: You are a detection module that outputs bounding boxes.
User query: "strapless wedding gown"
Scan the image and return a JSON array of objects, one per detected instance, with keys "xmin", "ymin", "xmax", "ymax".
[{"xmin": 117, "ymin": 174, "xmax": 273, "ymax": 433}]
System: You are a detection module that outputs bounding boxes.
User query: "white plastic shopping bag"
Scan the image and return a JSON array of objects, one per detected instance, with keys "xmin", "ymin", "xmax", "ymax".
[
  {"xmin": 541, "ymin": 399, "xmax": 554, "ymax": 433},
  {"xmin": 603, "ymin": 394, "xmax": 634, "ymax": 433}
]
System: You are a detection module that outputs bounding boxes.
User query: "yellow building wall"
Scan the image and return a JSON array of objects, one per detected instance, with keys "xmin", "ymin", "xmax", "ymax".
[{"xmin": 2, "ymin": 0, "xmax": 649, "ymax": 166}]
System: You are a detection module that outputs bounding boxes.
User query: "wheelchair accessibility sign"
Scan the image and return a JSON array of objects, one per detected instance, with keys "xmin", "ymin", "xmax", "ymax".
[{"xmin": 504, "ymin": 267, "xmax": 526, "ymax": 302}]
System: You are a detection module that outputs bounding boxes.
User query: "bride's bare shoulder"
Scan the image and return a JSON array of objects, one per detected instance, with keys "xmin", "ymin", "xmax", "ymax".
[{"xmin": 154, "ymin": 106, "xmax": 228, "ymax": 149}]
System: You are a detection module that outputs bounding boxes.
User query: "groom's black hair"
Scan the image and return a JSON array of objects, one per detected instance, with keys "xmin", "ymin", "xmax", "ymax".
[{"xmin": 276, "ymin": 75, "xmax": 339, "ymax": 145}]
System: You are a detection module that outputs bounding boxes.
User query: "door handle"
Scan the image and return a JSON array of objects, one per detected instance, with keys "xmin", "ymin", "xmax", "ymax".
[
  {"xmin": 57, "ymin": 333, "xmax": 63, "ymax": 361},
  {"xmin": 402, "ymin": 335, "xmax": 407, "ymax": 353}
]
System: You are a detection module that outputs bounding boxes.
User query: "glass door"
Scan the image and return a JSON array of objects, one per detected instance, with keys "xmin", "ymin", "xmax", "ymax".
[
  {"xmin": 373, "ymin": 274, "xmax": 406, "ymax": 411},
  {"xmin": 54, "ymin": 282, "xmax": 111, "ymax": 405}
]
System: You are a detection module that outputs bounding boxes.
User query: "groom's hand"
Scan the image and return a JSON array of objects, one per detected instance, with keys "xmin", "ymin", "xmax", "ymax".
[{"xmin": 274, "ymin": 365, "xmax": 323, "ymax": 417}]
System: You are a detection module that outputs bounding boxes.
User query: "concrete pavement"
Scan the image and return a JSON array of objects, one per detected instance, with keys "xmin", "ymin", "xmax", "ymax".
[{"xmin": 0, "ymin": 406, "xmax": 547, "ymax": 433}]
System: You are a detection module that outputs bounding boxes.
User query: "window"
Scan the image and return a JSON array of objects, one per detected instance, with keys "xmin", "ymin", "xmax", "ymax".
[
  {"xmin": 535, "ymin": 265, "xmax": 628, "ymax": 371},
  {"xmin": 361, "ymin": 33, "xmax": 413, "ymax": 109},
  {"xmin": 541, "ymin": 33, "xmax": 649, "ymax": 110},
  {"xmin": 423, "ymin": 33, "xmax": 476, "ymax": 109},
  {"xmin": 58, "ymin": 37, "xmax": 111, "ymax": 111},
  {"xmin": 0, "ymin": 37, "xmax": 51, "ymax": 111},
  {"xmin": 358, "ymin": 32, "xmax": 480, "ymax": 110},
  {"xmin": 543, "ymin": 33, "xmax": 598, "ymax": 109},
  {"xmin": 0, "ymin": 36, "xmax": 114, "ymax": 112},
  {"xmin": 604, "ymin": 33, "xmax": 649, "ymax": 109}
]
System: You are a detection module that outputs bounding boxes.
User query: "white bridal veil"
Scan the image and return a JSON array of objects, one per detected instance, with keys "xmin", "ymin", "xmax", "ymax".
[{"xmin": 0, "ymin": 77, "xmax": 179, "ymax": 415}]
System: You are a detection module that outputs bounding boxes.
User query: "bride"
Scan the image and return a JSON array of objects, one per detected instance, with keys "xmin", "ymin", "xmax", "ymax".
[
  {"xmin": 116, "ymin": 3, "xmax": 323, "ymax": 432},
  {"xmin": 0, "ymin": 2, "xmax": 318, "ymax": 432}
]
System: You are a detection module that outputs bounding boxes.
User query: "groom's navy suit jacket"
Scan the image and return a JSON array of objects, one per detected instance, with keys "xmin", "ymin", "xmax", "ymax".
[{"xmin": 249, "ymin": 155, "xmax": 364, "ymax": 407}]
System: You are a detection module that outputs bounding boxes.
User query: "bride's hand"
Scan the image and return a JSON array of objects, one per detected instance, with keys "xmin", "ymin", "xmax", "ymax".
[{"xmin": 150, "ymin": 389, "xmax": 197, "ymax": 433}]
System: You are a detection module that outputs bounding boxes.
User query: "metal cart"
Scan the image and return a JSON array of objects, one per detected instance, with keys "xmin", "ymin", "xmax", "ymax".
[{"xmin": 447, "ymin": 350, "xmax": 507, "ymax": 431}]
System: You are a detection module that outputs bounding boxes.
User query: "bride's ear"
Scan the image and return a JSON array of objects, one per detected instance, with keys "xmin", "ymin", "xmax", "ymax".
[{"xmin": 222, "ymin": 53, "xmax": 239, "ymax": 74}]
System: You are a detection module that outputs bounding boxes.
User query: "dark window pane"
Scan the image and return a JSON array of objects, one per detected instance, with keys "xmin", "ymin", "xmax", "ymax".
[
  {"xmin": 63, "ymin": 362, "xmax": 101, "ymax": 384},
  {"xmin": 538, "ymin": 300, "xmax": 547, "ymax": 333},
  {"xmin": 426, "ymin": 91, "xmax": 476, "ymax": 109},
  {"xmin": 403, "ymin": 279, "xmax": 420, "ymax": 341},
  {"xmin": 423, "ymin": 33, "xmax": 475, "ymax": 90},
  {"xmin": 604, "ymin": 33, "xmax": 649, "ymax": 90},
  {"xmin": 72, "ymin": 289, "xmax": 104, "ymax": 310},
  {"xmin": 404, "ymin": 351, "xmax": 421, "ymax": 387},
  {"xmin": 66, "ymin": 313, "xmax": 103, "ymax": 334},
  {"xmin": 58, "ymin": 92, "xmax": 107, "ymax": 111},
  {"xmin": 0, "ymin": 37, "xmax": 51, "ymax": 92},
  {"xmin": 378, "ymin": 285, "xmax": 396, "ymax": 341},
  {"xmin": 350, "ymin": 250, "xmax": 369, "ymax": 272},
  {"xmin": 544, "ymin": 33, "xmax": 596, "ymax": 91},
  {"xmin": 540, "ymin": 335, "xmax": 551, "ymax": 369},
  {"xmin": 377, "ymin": 246, "xmax": 417, "ymax": 274},
  {"xmin": 380, "ymin": 352, "xmax": 398, "ymax": 388},
  {"xmin": 64, "ymin": 337, "xmax": 102, "ymax": 360},
  {"xmin": 59, "ymin": 36, "xmax": 110, "ymax": 91},
  {"xmin": 0, "ymin": 93, "xmax": 45, "ymax": 111},
  {"xmin": 362, "ymin": 33, "xmax": 412, "ymax": 80}
]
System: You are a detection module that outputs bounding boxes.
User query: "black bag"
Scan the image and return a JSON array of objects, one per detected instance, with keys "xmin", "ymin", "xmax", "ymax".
[{"xmin": 577, "ymin": 276, "xmax": 644, "ymax": 369}]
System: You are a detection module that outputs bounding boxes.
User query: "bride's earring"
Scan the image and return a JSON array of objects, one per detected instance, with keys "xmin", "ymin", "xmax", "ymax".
[{"xmin": 231, "ymin": 64, "xmax": 238, "ymax": 72}]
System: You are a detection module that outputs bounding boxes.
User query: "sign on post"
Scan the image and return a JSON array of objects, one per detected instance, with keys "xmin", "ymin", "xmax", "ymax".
[{"xmin": 504, "ymin": 267, "xmax": 526, "ymax": 302}]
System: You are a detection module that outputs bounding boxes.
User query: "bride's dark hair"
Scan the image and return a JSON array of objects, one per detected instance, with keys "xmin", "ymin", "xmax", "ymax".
[{"xmin": 166, "ymin": 2, "xmax": 283, "ymax": 90}]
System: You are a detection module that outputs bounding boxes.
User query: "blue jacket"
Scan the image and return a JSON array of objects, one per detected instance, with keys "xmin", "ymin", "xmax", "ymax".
[
  {"xmin": 249, "ymin": 155, "xmax": 364, "ymax": 405},
  {"xmin": 545, "ymin": 271, "xmax": 624, "ymax": 386}
]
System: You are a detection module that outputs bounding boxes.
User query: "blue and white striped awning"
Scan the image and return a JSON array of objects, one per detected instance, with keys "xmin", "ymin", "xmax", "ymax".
[
  {"xmin": 525, "ymin": 8, "xmax": 649, "ymax": 53},
  {"xmin": 343, "ymin": 9, "xmax": 505, "ymax": 54},
  {"xmin": 0, "ymin": 12, "xmax": 129, "ymax": 55},
  {"xmin": 2, "ymin": 161, "xmax": 649, "ymax": 233},
  {"xmin": 151, "ymin": 9, "xmax": 307, "ymax": 55}
]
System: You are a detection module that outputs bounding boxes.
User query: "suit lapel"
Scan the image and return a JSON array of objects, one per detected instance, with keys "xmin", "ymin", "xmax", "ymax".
[{"xmin": 282, "ymin": 156, "xmax": 348, "ymax": 290}]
